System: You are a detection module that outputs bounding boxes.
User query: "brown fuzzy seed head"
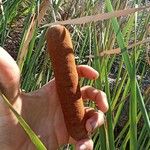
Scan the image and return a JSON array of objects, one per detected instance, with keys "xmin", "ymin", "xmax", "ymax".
[{"xmin": 46, "ymin": 25, "xmax": 88, "ymax": 140}]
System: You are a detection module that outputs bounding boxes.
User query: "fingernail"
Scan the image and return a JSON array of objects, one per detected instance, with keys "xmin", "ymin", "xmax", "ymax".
[
  {"xmin": 78, "ymin": 144, "xmax": 87, "ymax": 150},
  {"xmin": 91, "ymin": 121, "xmax": 97, "ymax": 131},
  {"xmin": 87, "ymin": 120, "xmax": 97, "ymax": 133}
]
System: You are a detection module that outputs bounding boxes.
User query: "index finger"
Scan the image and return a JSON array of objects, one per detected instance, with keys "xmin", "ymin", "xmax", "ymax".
[{"xmin": 77, "ymin": 65, "xmax": 99, "ymax": 80}]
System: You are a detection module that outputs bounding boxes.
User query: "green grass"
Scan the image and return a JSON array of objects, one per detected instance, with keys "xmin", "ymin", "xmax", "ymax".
[{"xmin": 0, "ymin": 0, "xmax": 150, "ymax": 149}]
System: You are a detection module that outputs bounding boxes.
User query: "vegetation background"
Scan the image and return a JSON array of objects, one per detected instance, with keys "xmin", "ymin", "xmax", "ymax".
[{"xmin": 0, "ymin": 0, "xmax": 150, "ymax": 149}]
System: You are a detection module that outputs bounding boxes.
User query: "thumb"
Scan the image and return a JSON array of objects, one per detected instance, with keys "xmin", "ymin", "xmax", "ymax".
[{"xmin": 0, "ymin": 47, "xmax": 20, "ymax": 101}]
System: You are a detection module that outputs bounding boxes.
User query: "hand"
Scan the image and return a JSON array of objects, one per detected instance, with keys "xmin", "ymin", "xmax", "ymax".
[{"xmin": 0, "ymin": 47, "xmax": 108, "ymax": 150}]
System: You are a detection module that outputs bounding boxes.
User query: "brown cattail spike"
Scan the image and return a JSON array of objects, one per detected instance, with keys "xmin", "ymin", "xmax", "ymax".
[{"xmin": 46, "ymin": 25, "xmax": 88, "ymax": 140}]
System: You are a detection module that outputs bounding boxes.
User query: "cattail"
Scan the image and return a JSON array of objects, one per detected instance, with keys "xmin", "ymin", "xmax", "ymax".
[{"xmin": 46, "ymin": 25, "xmax": 88, "ymax": 140}]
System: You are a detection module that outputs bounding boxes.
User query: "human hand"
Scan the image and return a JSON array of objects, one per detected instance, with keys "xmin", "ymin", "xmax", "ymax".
[{"xmin": 0, "ymin": 47, "xmax": 108, "ymax": 150}]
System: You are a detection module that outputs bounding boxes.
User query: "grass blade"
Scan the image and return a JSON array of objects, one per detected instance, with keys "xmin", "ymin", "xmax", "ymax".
[
  {"xmin": 105, "ymin": 0, "xmax": 150, "ymax": 142},
  {"xmin": 0, "ymin": 92, "xmax": 47, "ymax": 150}
]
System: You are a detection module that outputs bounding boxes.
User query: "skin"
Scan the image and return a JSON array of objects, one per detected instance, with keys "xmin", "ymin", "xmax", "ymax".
[{"xmin": 0, "ymin": 47, "xmax": 108, "ymax": 150}]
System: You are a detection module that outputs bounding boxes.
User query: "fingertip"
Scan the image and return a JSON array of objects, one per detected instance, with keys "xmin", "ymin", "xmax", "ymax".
[
  {"xmin": 99, "ymin": 91, "xmax": 109, "ymax": 113},
  {"xmin": 76, "ymin": 139, "xmax": 93, "ymax": 150},
  {"xmin": 92, "ymin": 70, "xmax": 99, "ymax": 80},
  {"xmin": 77, "ymin": 65, "xmax": 99, "ymax": 80}
]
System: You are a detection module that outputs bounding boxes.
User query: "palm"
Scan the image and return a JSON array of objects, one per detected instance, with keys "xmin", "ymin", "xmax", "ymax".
[
  {"xmin": 0, "ymin": 79, "xmax": 68, "ymax": 150},
  {"xmin": 20, "ymin": 80, "xmax": 69, "ymax": 149}
]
